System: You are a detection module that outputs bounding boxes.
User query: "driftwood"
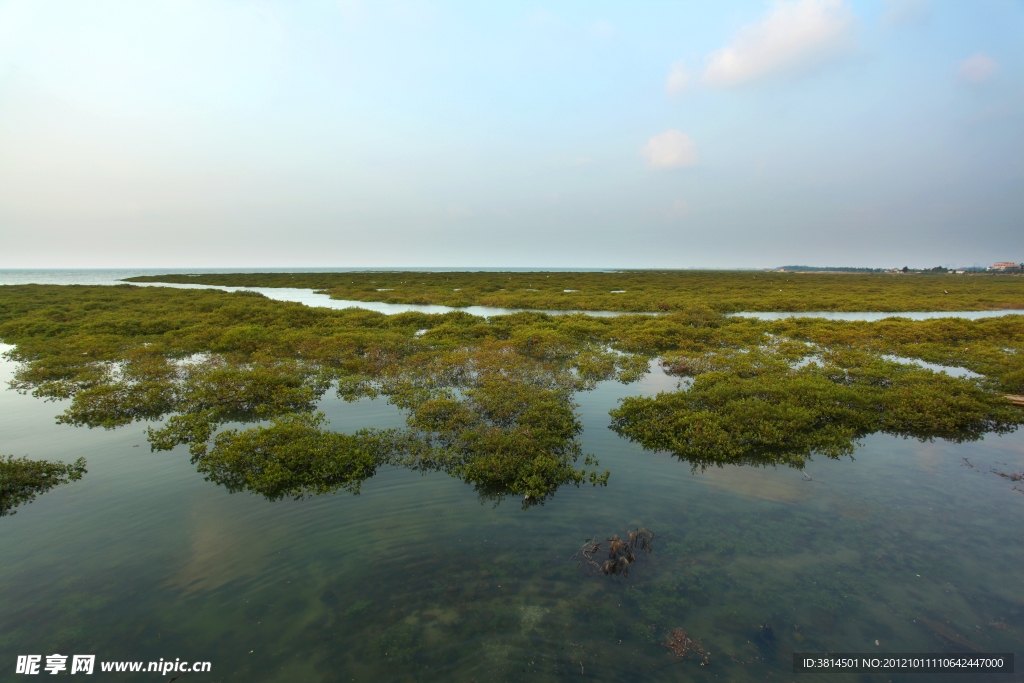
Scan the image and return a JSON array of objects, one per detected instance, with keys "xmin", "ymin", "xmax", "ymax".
[{"xmin": 1006, "ymin": 395, "xmax": 1024, "ymax": 407}]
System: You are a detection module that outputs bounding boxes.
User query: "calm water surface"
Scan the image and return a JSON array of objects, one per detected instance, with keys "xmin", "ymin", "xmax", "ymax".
[
  {"xmin": 1, "ymin": 347, "xmax": 1022, "ymax": 681},
  {"xmin": 1, "ymin": 271, "xmax": 1023, "ymax": 681}
]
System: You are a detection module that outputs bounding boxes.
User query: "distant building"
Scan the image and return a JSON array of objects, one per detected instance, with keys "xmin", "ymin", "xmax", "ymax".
[{"xmin": 988, "ymin": 262, "xmax": 1023, "ymax": 271}]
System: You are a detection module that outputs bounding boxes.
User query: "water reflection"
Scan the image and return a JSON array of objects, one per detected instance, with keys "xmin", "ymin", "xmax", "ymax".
[
  {"xmin": 0, "ymin": 455, "xmax": 87, "ymax": 517},
  {"xmin": 701, "ymin": 465, "xmax": 811, "ymax": 505},
  {"xmin": 134, "ymin": 283, "xmax": 641, "ymax": 318}
]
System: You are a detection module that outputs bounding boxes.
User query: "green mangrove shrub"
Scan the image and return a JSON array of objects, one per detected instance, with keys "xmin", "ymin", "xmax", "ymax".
[{"xmin": 1, "ymin": 284, "xmax": 1021, "ymax": 507}]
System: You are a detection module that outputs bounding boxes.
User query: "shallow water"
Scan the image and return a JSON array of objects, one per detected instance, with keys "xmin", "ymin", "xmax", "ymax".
[
  {"xmin": 137, "ymin": 284, "xmax": 634, "ymax": 318},
  {"xmin": 2, "ymin": 272, "xmax": 1023, "ymax": 681},
  {"xmin": 1, "ymin": 345, "xmax": 1022, "ymax": 681}
]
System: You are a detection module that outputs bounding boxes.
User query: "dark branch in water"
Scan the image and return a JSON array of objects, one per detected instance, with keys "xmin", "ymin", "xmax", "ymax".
[{"xmin": 961, "ymin": 457, "xmax": 1023, "ymax": 494}]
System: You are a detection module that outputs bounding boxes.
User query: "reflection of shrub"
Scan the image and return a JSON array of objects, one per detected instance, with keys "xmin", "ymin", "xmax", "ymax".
[{"xmin": 1, "ymin": 455, "xmax": 87, "ymax": 517}]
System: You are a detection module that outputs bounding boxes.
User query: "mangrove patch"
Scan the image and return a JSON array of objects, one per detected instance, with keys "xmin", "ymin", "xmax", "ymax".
[{"xmin": 0, "ymin": 283, "xmax": 1021, "ymax": 509}]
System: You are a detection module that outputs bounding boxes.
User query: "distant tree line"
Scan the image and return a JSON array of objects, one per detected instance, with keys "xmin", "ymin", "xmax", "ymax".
[
  {"xmin": 776, "ymin": 266, "xmax": 890, "ymax": 273},
  {"xmin": 779, "ymin": 266, "xmax": 994, "ymax": 274}
]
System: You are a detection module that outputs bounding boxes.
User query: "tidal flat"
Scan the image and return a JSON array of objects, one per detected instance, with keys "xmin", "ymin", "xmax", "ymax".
[
  {"xmin": 1, "ymin": 279, "xmax": 1023, "ymax": 682},
  {"xmin": 125, "ymin": 269, "xmax": 1024, "ymax": 313}
]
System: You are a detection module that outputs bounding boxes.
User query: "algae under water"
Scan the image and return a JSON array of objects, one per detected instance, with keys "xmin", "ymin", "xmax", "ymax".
[{"xmin": 1, "ymin": 282, "xmax": 1023, "ymax": 681}]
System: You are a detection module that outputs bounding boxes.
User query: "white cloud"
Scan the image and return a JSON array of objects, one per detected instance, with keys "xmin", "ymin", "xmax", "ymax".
[
  {"xmin": 642, "ymin": 130, "xmax": 697, "ymax": 169},
  {"xmin": 882, "ymin": 0, "xmax": 933, "ymax": 26},
  {"xmin": 665, "ymin": 60, "xmax": 690, "ymax": 96},
  {"xmin": 701, "ymin": 0, "xmax": 857, "ymax": 87},
  {"xmin": 957, "ymin": 53, "xmax": 998, "ymax": 83}
]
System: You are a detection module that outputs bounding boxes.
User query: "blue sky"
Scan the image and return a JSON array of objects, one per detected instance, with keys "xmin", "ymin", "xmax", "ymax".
[{"xmin": 0, "ymin": 0, "xmax": 1020, "ymax": 269}]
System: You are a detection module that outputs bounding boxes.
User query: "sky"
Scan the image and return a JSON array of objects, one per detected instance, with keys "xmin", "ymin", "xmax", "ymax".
[{"xmin": 0, "ymin": 0, "xmax": 1021, "ymax": 269}]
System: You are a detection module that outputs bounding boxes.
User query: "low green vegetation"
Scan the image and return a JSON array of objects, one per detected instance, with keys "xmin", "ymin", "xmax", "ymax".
[
  {"xmin": 611, "ymin": 346, "xmax": 1018, "ymax": 469},
  {"xmin": 1, "ymin": 455, "xmax": 87, "ymax": 516},
  {"xmin": 1, "ymin": 283, "xmax": 1021, "ymax": 508},
  {"xmin": 124, "ymin": 270, "xmax": 1024, "ymax": 313}
]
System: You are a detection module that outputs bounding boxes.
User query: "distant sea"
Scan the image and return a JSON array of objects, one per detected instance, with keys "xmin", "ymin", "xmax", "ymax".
[{"xmin": 0, "ymin": 267, "xmax": 616, "ymax": 287}]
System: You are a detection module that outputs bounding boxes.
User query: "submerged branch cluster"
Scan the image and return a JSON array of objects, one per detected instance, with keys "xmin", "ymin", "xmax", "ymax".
[{"xmin": 573, "ymin": 528, "xmax": 654, "ymax": 578}]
